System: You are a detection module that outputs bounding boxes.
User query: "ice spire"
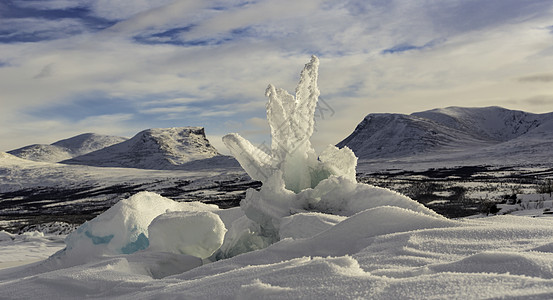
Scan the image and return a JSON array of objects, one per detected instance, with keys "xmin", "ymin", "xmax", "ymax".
[
  {"xmin": 223, "ymin": 56, "xmax": 357, "ymax": 193},
  {"xmin": 218, "ymin": 56, "xmax": 438, "ymax": 259}
]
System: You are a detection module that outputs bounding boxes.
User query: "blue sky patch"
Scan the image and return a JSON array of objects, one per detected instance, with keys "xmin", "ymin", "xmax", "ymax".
[
  {"xmin": 133, "ymin": 25, "xmax": 196, "ymax": 45},
  {"xmin": 381, "ymin": 39, "xmax": 446, "ymax": 55},
  {"xmin": 0, "ymin": 1, "xmax": 115, "ymax": 43},
  {"xmin": 27, "ymin": 94, "xmax": 138, "ymax": 122},
  {"xmin": 381, "ymin": 44, "xmax": 420, "ymax": 54}
]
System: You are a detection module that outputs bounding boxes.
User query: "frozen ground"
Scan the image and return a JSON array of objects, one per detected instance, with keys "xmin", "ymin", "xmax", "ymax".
[{"xmin": 359, "ymin": 165, "xmax": 553, "ymax": 218}]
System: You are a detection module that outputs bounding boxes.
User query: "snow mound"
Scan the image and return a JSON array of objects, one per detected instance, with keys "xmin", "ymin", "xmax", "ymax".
[
  {"xmin": 431, "ymin": 251, "xmax": 553, "ymax": 278},
  {"xmin": 0, "ymin": 230, "xmax": 14, "ymax": 242},
  {"xmin": 279, "ymin": 212, "xmax": 345, "ymax": 239}
]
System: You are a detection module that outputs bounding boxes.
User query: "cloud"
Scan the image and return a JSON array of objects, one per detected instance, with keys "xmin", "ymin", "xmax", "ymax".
[
  {"xmin": 425, "ymin": 0, "xmax": 553, "ymax": 34},
  {"xmin": 522, "ymin": 95, "xmax": 553, "ymax": 106},
  {"xmin": 33, "ymin": 63, "xmax": 54, "ymax": 79},
  {"xmin": 518, "ymin": 74, "xmax": 553, "ymax": 83}
]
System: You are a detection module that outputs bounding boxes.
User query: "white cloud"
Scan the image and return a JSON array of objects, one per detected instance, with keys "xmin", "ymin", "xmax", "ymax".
[
  {"xmin": 519, "ymin": 74, "xmax": 553, "ymax": 83},
  {"xmin": 90, "ymin": 0, "xmax": 177, "ymax": 21}
]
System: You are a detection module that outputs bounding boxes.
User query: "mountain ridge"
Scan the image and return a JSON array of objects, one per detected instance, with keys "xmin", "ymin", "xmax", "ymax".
[
  {"xmin": 338, "ymin": 106, "xmax": 553, "ymax": 165},
  {"xmin": 8, "ymin": 133, "xmax": 128, "ymax": 163},
  {"xmin": 62, "ymin": 127, "xmax": 232, "ymax": 169}
]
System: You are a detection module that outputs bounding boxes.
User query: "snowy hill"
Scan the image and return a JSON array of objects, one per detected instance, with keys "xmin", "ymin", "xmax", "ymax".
[
  {"xmin": 339, "ymin": 106, "xmax": 553, "ymax": 167},
  {"xmin": 412, "ymin": 106, "xmax": 551, "ymax": 142},
  {"xmin": 0, "ymin": 152, "xmax": 37, "ymax": 165},
  {"xmin": 62, "ymin": 127, "xmax": 228, "ymax": 169},
  {"xmin": 8, "ymin": 133, "xmax": 127, "ymax": 163}
]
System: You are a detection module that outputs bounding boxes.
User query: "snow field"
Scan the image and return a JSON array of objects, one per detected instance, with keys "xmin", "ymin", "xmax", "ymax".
[{"xmin": 4, "ymin": 202, "xmax": 553, "ymax": 298}]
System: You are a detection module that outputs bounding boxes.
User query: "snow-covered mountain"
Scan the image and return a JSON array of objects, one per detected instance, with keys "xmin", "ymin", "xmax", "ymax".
[
  {"xmin": 62, "ymin": 127, "xmax": 228, "ymax": 169},
  {"xmin": 8, "ymin": 133, "xmax": 127, "ymax": 163},
  {"xmin": 338, "ymin": 106, "xmax": 553, "ymax": 165},
  {"xmin": 412, "ymin": 106, "xmax": 550, "ymax": 142}
]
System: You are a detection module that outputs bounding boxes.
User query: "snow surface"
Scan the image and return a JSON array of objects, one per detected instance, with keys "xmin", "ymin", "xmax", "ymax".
[
  {"xmin": 2, "ymin": 57, "xmax": 553, "ymax": 299},
  {"xmin": 0, "ymin": 230, "xmax": 65, "ymax": 270},
  {"xmin": 3, "ymin": 203, "xmax": 553, "ymax": 299}
]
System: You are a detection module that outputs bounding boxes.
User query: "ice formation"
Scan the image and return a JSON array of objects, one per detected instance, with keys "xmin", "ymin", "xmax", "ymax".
[
  {"xmin": 60, "ymin": 192, "xmax": 222, "ymax": 265},
  {"xmin": 220, "ymin": 56, "xmax": 436, "ymax": 257}
]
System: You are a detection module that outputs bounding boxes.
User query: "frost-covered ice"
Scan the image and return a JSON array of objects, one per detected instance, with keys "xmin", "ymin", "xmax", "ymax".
[
  {"xmin": 2, "ymin": 57, "xmax": 553, "ymax": 299},
  {"xmin": 60, "ymin": 192, "xmax": 221, "ymax": 265},
  {"xmin": 148, "ymin": 211, "xmax": 226, "ymax": 258}
]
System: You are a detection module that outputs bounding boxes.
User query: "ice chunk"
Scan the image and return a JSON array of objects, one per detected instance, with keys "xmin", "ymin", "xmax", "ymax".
[
  {"xmin": 62, "ymin": 192, "xmax": 219, "ymax": 264},
  {"xmin": 216, "ymin": 215, "xmax": 275, "ymax": 259},
  {"xmin": 221, "ymin": 133, "xmax": 273, "ymax": 182},
  {"xmin": 318, "ymin": 145, "xmax": 357, "ymax": 182},
  {"xmin": 147, "ymin": 211, "xmax": 226, "ymax": 259}
]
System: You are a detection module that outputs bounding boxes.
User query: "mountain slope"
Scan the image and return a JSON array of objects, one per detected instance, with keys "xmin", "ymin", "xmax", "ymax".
[
  {"xmin": 412, "ymin": 106, "xmax": 551, "ymax": 142},
  {"xmin": 338, "ymin": 106, "xmax": 553, "ymax": 164},
  {"xmin": 62, "ymin": 127, "xmax": 225, "ymax": 169},
  {"xmin": 52, "ymin": 133, "xmax": 128, "ymax": 156},
  {"xmin": 8, "ymin": 133, "xmax": 127, "ymax": 163},
  {"xmin": 336, "ymin": 112, "xmax": 491, "ymax": 159}
]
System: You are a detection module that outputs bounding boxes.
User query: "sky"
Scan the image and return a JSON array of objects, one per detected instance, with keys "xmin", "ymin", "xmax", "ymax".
[{"xmin": 1, "ymin": 0, "xmax": 553, "ymax": 154}]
